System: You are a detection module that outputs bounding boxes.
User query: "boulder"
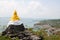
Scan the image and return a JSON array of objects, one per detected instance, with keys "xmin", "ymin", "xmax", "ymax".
[
  {"xmin": 1, "ymin": 23, "xmax": 43, "ymax": 40},
  {"xmin": 2, "ymin": 23, "xmax": 25, "ymax": 36}
]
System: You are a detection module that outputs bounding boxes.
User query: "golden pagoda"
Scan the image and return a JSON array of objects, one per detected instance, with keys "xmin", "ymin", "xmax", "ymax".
[
  {"xmin": 10, "ymin": 10, "xmax": 20, "ymax": 21},
  {"xmin": 3, "ymin": 10, "xmax": 25, "ymax": 37}
]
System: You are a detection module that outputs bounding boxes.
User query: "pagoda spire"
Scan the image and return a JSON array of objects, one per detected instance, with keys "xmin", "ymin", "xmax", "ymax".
[{"xmin": 10, "ymin": 10, "xmax": 20, "ymax": 21}]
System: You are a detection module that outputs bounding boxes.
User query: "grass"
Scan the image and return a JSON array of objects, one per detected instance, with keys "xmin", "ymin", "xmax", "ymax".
[
  {"xmin": 0, "ymin": 36, "xmax": 19, "ymax": 40},
  {"xmin": 28, "ymin": 28, "xmax": 60, "ymax": 40},
  {"xmin": 44, "ymin": 35, "xmax": 60, "ymax": 40},
  {"xmin": 0, "ymin": 35, "xmax": 60, "ymax": 40}
]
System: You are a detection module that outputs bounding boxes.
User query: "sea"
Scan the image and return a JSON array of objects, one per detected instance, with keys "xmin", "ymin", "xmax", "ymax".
[{"xmin": 0, "ymin": 17, "xmax": 44, "ymax": 33}]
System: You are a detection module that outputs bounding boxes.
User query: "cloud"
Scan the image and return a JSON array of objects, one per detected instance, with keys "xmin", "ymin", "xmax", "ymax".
[
  {"xmin": 0, "ymin": 0, "xmax": 60, "ymax": 19},
  {"xmin": 0, "ymin": 1, "xmax": 15, "ymax": 16},
  {"xmin": 23, "ymin": 1, "xmax": 48, "ymax": 18},
  {"xmin": 20, "ymin": 1, "xmax": 46, "ymax": 18}
]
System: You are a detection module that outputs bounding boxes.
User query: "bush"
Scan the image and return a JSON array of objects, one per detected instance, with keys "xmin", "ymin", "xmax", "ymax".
[
  {"xmin": 0, "ymin": 36, "xmax": 19, "ymax": 40},
  {"xmin": 44, "ymin": 35, "xmax": 60, "ymax": 40}
]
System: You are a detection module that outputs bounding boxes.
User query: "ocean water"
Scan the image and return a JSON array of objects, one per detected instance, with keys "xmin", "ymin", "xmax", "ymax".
[
  {"xmin": 0, "ymin": 17, "xmax": 43, "ymax": 32},
  {"xmin": 0, "ymin": 17, "xmax": 40, "ymax": 26}
]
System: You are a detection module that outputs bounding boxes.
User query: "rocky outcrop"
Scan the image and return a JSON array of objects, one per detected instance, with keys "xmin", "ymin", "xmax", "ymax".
[
  {"xmin": 2, "ymin": 23, "xmax": 25, "ymax": 36},
  {"xmin": 1, "ymin": 23, "xmax": 43, "ymax": 40}
]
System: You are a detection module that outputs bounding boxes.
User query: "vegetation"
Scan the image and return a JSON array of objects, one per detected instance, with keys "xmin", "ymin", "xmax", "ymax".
[
  {"xmin": 0, "ymin": 28, "xmax": 60, "ymax": 40},
  {"xmin": 0, "ymin": 35, "xmax": 60, "ymax": 40},
  {"xmin": 0, "ymin": 36, "xmax": 12, "ymax": 40},
  {"xmin": 28, "ymin": 28, "xmax": 60, "ymax": 40},
  {"xmin": 44, "ymin": 35, "xmax": 60, "ymax": 40},
  {"xmin": 0, "ymin": 36, "xmax": 19, "ymax": 40},
  {"xmin": 40, "ymin": 19, "xmax": 60, "ymax": 28}
]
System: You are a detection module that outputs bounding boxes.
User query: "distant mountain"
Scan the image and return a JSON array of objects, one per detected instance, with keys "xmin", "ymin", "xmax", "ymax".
[{"xmin": 39, "ymin": 19, "xmax": 60, "ymax": 28}]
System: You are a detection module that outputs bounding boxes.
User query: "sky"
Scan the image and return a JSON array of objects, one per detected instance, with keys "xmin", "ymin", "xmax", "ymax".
[{"xmin": 0, "ymin": 0, "xmax": 60, "ymax": 19}]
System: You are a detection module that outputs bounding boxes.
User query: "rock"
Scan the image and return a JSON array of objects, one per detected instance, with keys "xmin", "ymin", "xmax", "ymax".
[
  {"xmin": 2, "ymin": 23, "xmax": 25, "ymax": 35},
  {"xmin": 1, "ymin": 23, "xmax": 43, "ymax": 40}
]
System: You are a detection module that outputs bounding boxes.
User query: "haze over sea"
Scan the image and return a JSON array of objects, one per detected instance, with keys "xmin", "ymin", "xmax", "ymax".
[{"xmin": 0, "ymin": 17, "xmax": 44, "ymax": 32}]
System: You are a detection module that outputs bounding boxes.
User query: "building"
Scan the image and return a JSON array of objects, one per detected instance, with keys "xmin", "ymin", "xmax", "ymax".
[{"xmin": 2, "ymin": 10, "xmax": 25, "ymax": 36}]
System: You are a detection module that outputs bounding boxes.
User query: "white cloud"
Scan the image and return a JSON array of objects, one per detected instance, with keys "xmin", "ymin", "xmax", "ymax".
[
  {"xmin": 23, "ymin": 1, "xmax": 48, "ymax": 18},
  {"xmin": 19, "ymin": 1, "xmax": 45, "ymax": 18},
  {"xmin": 0, "ymin": 0, "xmax": 60, "ymax": 19}
]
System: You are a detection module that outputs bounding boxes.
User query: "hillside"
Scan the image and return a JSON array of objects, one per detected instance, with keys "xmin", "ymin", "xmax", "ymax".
[{"xmin": 39, "ymin": 19, "xmax": 60, "ymax": 28}]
